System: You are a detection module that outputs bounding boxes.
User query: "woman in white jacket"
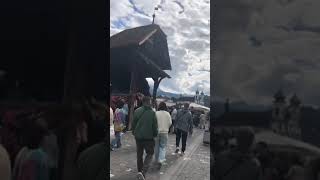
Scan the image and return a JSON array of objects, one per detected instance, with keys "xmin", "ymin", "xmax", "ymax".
[{"xmin": 154, "ymin": 102, "xmax": 172, "ymax": 167}]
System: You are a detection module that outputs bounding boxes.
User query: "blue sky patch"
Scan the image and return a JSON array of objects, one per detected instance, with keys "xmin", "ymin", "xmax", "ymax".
[{"xmin": 129, "ymin": 0, "xmax": 150, "ymax": 17}]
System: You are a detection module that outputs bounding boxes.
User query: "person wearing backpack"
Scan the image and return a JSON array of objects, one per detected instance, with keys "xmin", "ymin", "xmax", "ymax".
[
  {"xmin": 174, "ymin": 103, "xmax": 193, "ymax": 155},
  {"xmin": 132, "ymin": 96, "xmax": 158, "ymax": 180},
  {"xmin": 112, "ymin": 101, "xmax": 125, "ymax": 148},
  {"xmin": 213, "ymin": 127, "xmax": 262, "ymax": 180}
]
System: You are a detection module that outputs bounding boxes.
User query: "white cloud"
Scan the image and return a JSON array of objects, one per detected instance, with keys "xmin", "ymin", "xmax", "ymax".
[{"xmin": 110, "ymin": 0, "xmax": 210, "ymax": 96}]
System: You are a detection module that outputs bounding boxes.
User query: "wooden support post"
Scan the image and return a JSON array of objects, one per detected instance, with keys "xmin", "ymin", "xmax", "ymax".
[
  {"xmin": 152, "ymin": 76, "xmax": 164, "ymax": 108},
  {"xmin": 128, "ymin": 67, "xmax": 137, "ymax": 130}
]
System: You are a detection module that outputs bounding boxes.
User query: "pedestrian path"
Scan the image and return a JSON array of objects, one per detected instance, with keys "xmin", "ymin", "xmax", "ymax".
[{"xmin": 110, "ymin": 128, "xmax": 210, "ymax": 180}]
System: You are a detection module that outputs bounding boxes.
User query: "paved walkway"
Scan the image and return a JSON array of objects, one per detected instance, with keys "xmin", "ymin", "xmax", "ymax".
[{"xmin": 110, "ymin": 128, "xmax": 210, "ymax": 180}]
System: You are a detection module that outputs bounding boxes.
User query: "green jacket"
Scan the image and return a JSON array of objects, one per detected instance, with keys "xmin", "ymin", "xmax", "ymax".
[{"xmin": 132, "ymin": 106, "xmax": 158, "ymax": 140}]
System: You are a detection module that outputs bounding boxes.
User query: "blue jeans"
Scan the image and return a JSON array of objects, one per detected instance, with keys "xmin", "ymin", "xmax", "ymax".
[
  {"xmin": 154, "ymin": 133, "xmax": 168, "ymax": 163},
  {"xmin": 112, "ymin": 131, "xmax": 121, "ymax": 148}
]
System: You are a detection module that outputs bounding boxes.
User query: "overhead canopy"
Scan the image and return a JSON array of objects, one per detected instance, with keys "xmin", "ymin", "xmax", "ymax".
[{"xmin": 189, "ymin": 103, "xmax": 210, "ymax": 111}]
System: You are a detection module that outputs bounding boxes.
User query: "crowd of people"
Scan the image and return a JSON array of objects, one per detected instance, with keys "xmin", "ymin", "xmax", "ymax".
[
  {"xmin": 0, "ymin": 98, "xmax": 108, "ymax": 180},
  {"xmin": 213, "ymin": 127, "xmax": 320, "ymax": 180},
  {"xmin": 110, "ymin": 95, "xmax": 210, "ymax": 180}
]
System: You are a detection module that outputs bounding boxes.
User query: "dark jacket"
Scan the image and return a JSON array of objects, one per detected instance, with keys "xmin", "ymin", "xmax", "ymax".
[
  {"xmin": 214, "ymin": 149, "xmax": 262, "ymax": 180},
  {"xmin": 175, "ymin": 109, "xmax": 193, "ymax": 133},
  {"xmin": 77, "ymin": 142, "xmax": 107, "ymax": 180},
  {"xmin": 132, "ymin": 106, "xmax": 158, "ymax": 140}
]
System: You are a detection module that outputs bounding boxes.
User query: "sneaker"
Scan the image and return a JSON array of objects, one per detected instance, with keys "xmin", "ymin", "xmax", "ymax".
[
  {"xmin": 175, "ymin": 148, "xmax": 179, "ymax": 154},
  {"xmin": 137, "ymin": 172, "xmax": 145, "ymax": 180},
  {"xmin": 181, "ymin": 151, "xmax": 185, "ymax": 156}
]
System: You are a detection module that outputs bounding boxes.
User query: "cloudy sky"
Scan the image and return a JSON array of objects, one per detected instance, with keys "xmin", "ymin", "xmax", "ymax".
[
  {"xmin": 213, "ymin": 0, "xmax": 320, "ymax": 106},
  {"xmin": 110, "ymin": 0, "xmax": 210, "ymax": 95}
]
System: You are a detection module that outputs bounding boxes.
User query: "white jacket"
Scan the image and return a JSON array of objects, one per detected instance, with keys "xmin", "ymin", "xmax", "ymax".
[
  {"xmin": 156, "ymin": 111, "xmax": 172, "ymax": 133},
  {"xmin": 110, "ymin": 108, "xmax": 115, "ymax": 140},
  {"xmin": 110, "ymin": 107, "xmax": 114, "ymax": 126}
]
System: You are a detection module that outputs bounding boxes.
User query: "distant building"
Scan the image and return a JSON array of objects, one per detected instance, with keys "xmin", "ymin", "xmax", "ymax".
[
  {"xmin": 214, "ymin": 92, "xmax": 320, "ymax": 147},
  {"xmin": 194, "ymin": 90, "xmax": 206, "ymax": 105},
  {"xmin": 214, "ymin": 99, "xmax": 271, "ymax": 130},
  {"xmin": 271, "ymin": 90, "xmax": 287, "ymax": 135},
  {"xmin": 195, "ymin": 89, "xmax": 200, "ymax": 104},
  {"xmin": 200, "ymin": 91, "xmax": 205, "ymax": 105},
  {"xmin": 271, "ymin": 90, "xmax": 302, "ymax": 139},
  {"xmin": 178, "ymin": 96, "xmax": 194, "ymax": 103}
]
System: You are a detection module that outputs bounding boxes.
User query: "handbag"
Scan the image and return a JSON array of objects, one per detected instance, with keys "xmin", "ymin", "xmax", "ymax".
[{"xmin": 114, "ymin": 111, "xmax": 125, "ymax": 132}]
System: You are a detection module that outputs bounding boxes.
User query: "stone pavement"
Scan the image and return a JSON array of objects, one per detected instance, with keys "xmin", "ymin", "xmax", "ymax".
[{"xmin": 110, "ymin": 128, "xmax": 210, "ymax": 180}]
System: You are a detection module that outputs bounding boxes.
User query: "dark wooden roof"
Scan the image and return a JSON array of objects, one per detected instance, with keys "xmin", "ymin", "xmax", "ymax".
[
  {"xmin": 110, "ymin": 24, "xmax": 166, "ymax": 48},
  {"xmin": 110, "ymin": 24, "xmax": 171, "ymax": 72}
]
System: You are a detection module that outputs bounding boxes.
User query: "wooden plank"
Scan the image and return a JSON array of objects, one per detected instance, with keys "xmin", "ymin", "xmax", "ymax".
[
  {"xmin": 139, "ymin": 29, "xmax": 158, "ymax": 46},
  {"xmin": 128, "ymin": 65, "xmax": 137, "ymax": 130},
  {"xmin": 136, "ymin": 50, "xmax": 171, "ymax": 78}
]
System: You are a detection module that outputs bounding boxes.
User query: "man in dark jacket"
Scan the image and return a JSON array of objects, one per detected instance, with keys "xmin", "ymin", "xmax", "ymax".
[
  {"xmin": 213, "ymin": 127, "xmax": 262, "ymax": 180},
  {"xmin": 132, "ymin": 96, "xmax": 158, "ymax": 180},
  {"xmin": 174, "ymin": 103, "xmax": 193, "ymax": 155}
]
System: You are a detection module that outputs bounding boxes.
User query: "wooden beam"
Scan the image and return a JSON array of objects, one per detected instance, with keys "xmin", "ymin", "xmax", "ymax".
[
  {"xmin": 128, "ymin": 66, "xmax": 137, "ymax": 130},
  {"xmin": 152, "ymin": 76, "xmax": 165, "ymax": 108},
  {"xmin": 136, "ymin": 50, "xmax": 171, "ymax": 78},
  {"xmin": 139, "ymin": 29, "xmax": 158, "ymax": 46}
]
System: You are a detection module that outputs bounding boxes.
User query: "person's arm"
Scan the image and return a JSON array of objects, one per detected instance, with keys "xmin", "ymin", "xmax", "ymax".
[
  {"xmin": 153, "ymin": 112, "xmax": 158, "ymax": 138},
  {"xmin": 168, "ymin": 113, "xmax": 172, "ymax": 127},
  {"xmin": 188, "ymin": 112, "xmax": 193, "ymax": 132},
  {"xmin": 175, "ymin": 111, "xmax": 180, "ymax": 125},
  {"xmin": 121, "ymin": 112, "xmax": 126, "ymax": 124},
  {"xmin": 132, "ymin": 110, "xmax": 139, "ymax": 134}
]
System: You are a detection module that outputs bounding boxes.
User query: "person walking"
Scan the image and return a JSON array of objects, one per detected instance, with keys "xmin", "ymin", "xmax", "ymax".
[
  {"xmin": 110, "ymin": 107, "xmax": 114, "ymax": 151},
  {"xmin": 174, "ymin": 103, "xmax": 193, "ymax": 155},
  {"xmin": 170, "ymin": 107, "xmax": 177, "ymax": 133},
  {"xmin": 42, "ymin": 129, "xmax": 59, "ymax": 180},
  {"xmin": 122, "ymin": 102, "xmax": 129, "ymax": 132},
  {"xmin": 14, "ymin": 121, "xmax": 50, "ymax": 180},
  {"xmin": 112, "ymin": 101, "xmax": 125, "ymax": 148},
  {"xmin": 154, "ymin": 102, "xmax": 172, "ymax": 168},
  {"xmin": 213, "ymin": 127, "xmax": 262, "ymax": 180},
  {"xmin": 77, "ymin": 117, "xmax": 107, "ymax": 180},
  {"xmin": 199, "ymin": 113, "xmax": 206, "ymax": 129},
  {"xmin": 132, "ymin": 96, "xmax": 158, "ymax": 180}
]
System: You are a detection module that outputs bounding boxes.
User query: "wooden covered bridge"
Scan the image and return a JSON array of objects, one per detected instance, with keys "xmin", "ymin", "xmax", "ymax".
[{"xmin": 110, "ymin": 24, "xmax": 172, "ymax": 129}]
